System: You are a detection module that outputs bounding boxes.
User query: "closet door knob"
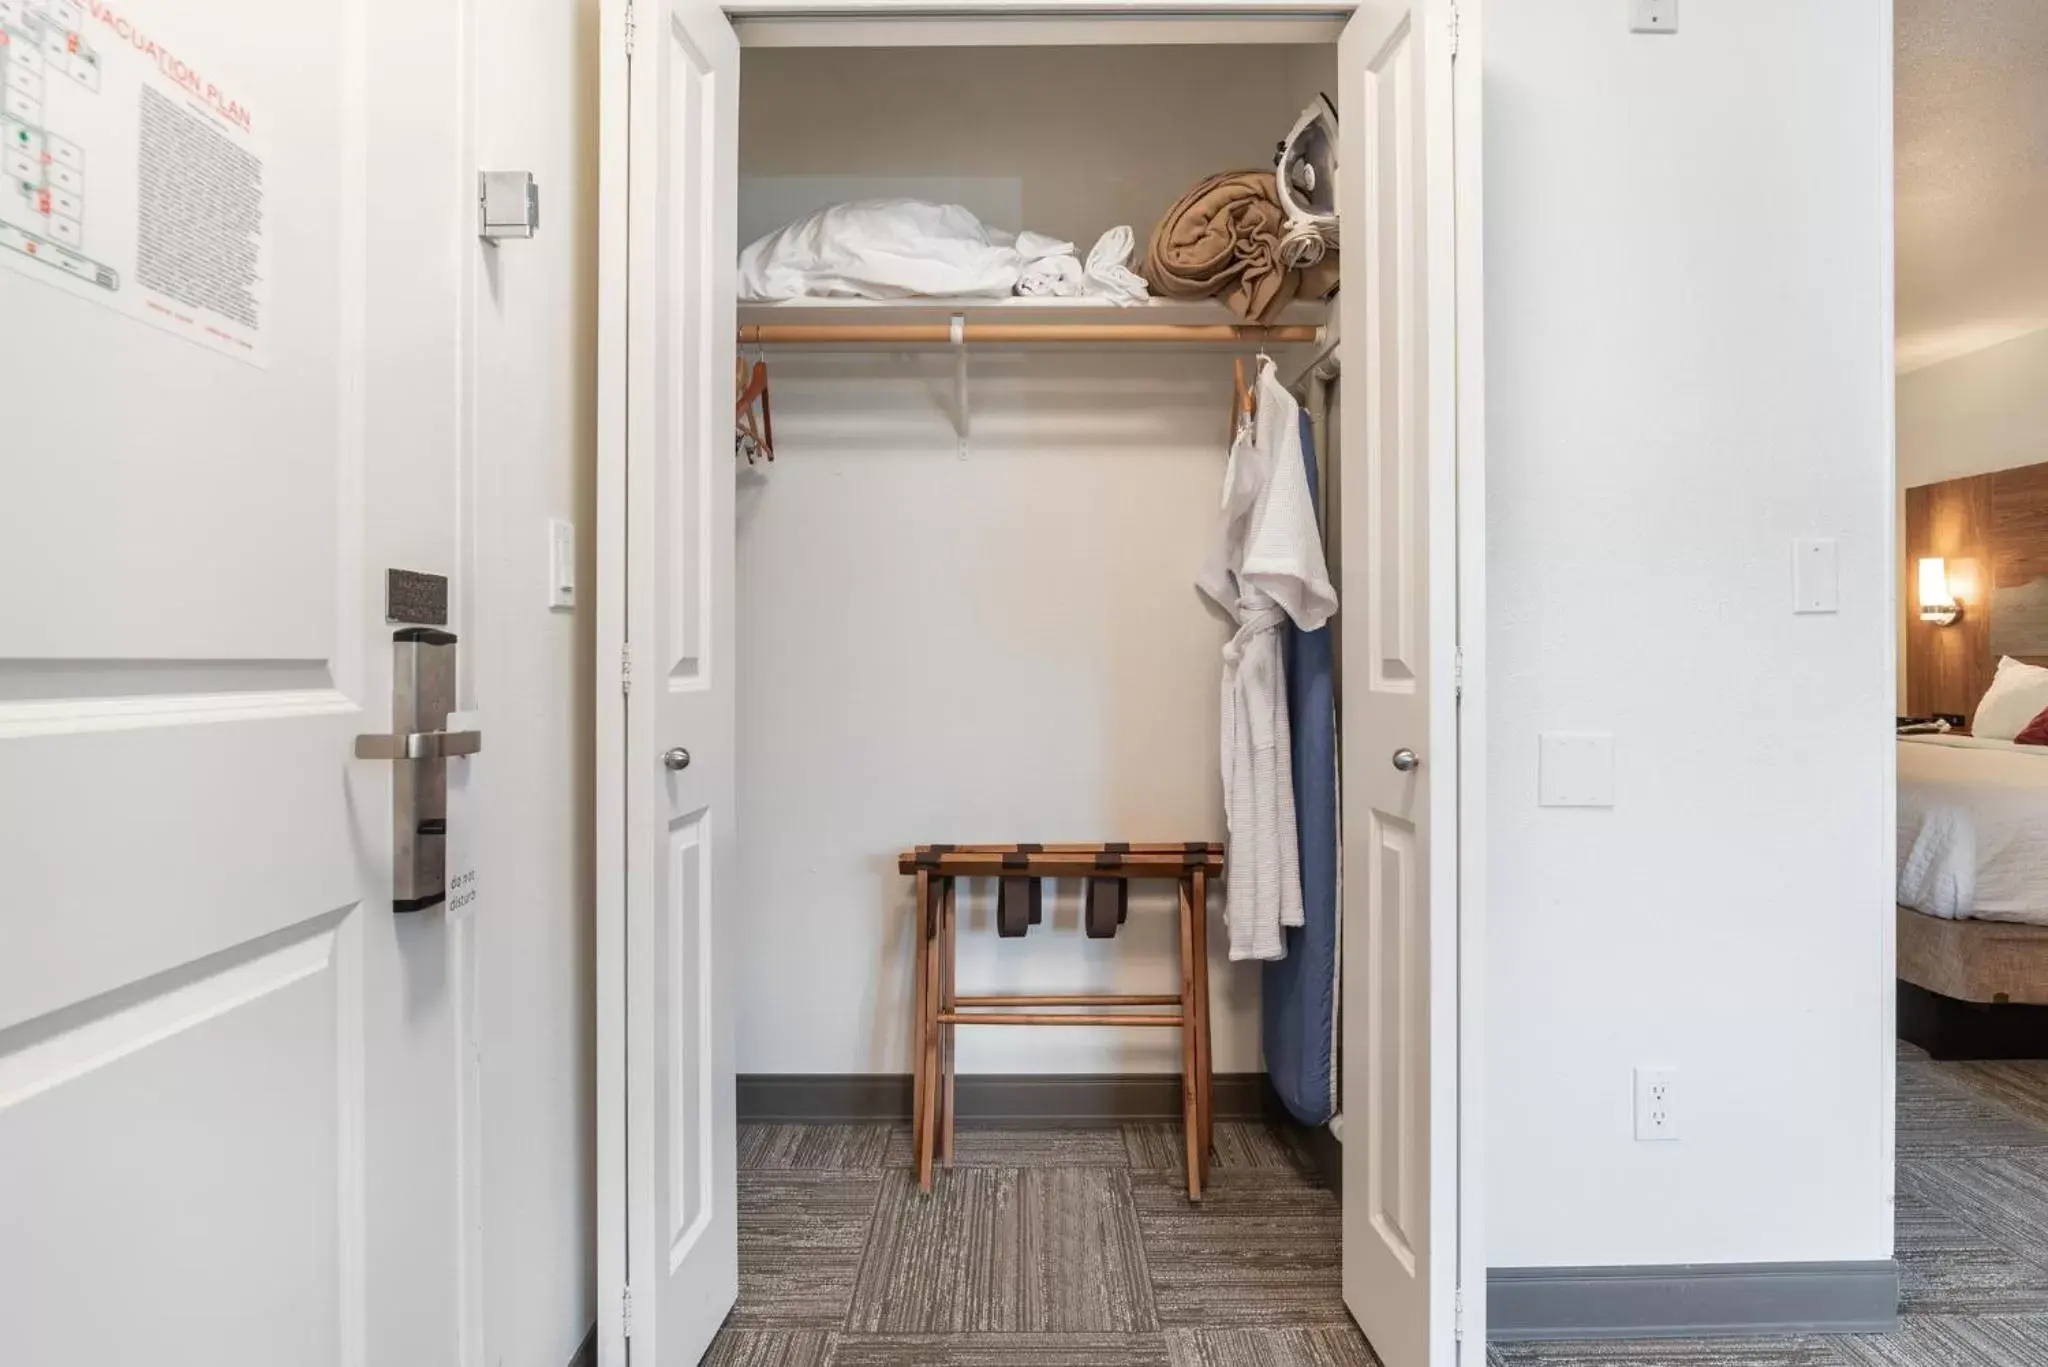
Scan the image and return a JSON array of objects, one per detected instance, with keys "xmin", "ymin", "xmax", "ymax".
[
  {"xmin": 1391, "ymin": 748, "xmax": 1419, "ymax": 773},
  {"xmin": 662, "ymin": 747, "xmax": 692, "ymax": 771}
]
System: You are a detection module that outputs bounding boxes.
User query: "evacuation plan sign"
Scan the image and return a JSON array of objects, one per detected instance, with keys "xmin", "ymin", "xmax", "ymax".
[{"xmin": 0, "ymin": 0, "xmax": 269, "ymax": 366}]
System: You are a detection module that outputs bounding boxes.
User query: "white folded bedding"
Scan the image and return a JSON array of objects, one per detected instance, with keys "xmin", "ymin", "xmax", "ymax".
[
  {"xmin": 737, "ymin": 199, "xmax": 1072, "ymax": 302},
  {"xmin": 1898, "ymin": 734, "xmax": 2048, "ymax": 924}
]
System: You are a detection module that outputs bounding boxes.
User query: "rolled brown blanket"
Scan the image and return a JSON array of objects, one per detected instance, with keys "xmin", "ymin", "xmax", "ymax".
[{"xmin": 1142, "ymin": 170, "xmax": 1338, "ymax": 324}]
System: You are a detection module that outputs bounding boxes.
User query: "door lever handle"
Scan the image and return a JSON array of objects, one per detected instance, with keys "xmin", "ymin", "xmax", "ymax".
[{"xmin": 355, "ymin": 730, "xmax": 484, "ymax": 761}]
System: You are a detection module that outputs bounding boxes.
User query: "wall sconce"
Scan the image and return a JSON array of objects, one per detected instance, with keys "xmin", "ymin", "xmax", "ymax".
[{"xmin": 1919, "ymin": 557, "xmax": 1962, "ymax": 626}]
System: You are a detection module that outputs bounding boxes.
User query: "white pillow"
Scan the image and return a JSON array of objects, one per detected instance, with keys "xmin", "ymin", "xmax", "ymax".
[{"xmin": 1972, "ymin": 656, "xmax": 2048, "ymax": 740}]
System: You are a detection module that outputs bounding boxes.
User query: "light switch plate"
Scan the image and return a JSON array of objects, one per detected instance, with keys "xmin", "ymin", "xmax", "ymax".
[
  {"xmin": 1631, "ymin": 0, "xmax": 1678, "ymax": 33},
  {"xmin": 548, "ymin": 518, "xmax": 576, "ymax": 609},
  {"xmin": 1793, "ymin": 537, "xmax": 1839, "ymax": 614},
  {"xmin": 1539, "ymin": 732, "xmax": 1616, "ymax": 807}
]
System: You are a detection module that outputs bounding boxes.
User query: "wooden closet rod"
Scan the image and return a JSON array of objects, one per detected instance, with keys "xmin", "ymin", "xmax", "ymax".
[{"xmin": 736, "ymin": 322, "xmax": 1321, "ymax": 345}]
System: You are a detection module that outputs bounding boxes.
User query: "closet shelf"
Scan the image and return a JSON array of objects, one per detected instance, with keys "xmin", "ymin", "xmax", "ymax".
[{"xmin": 735, "ymin": 296, "xmax": 1328, "ymax": 346}]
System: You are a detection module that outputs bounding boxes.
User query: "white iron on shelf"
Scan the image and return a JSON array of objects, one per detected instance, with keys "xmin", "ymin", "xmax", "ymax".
[{"xmin": 1274, "ymin": 94, "xmax": 1340, "ymax": 270}]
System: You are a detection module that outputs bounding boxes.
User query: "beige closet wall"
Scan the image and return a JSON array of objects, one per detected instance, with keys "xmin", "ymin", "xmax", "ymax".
[{"xmin": 732, "ymin": 45, "xmax": 1335, "ymax": 1076}]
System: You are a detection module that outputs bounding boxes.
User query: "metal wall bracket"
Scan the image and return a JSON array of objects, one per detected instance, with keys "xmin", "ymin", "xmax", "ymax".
[
  {"xmin": 478, "ymin": 170, "xmax": 539, "ymax": 242},
  {"xmin": 951, "ymin": 313, "xmax": 970, "ymax": 459}
]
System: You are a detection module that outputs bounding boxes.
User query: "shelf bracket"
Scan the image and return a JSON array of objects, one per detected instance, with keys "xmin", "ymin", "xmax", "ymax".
[{"xmin": 951, "ymin": 313, "xmax": 970, "ymax": 459}]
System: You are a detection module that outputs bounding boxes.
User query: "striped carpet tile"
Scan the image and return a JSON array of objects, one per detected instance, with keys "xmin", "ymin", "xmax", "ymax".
[
  {"xmin": 1166, "ymin": 1326, "xmax": 1381, "ymax": 1367},
  {"xmin": 740, "ymin": 1124, "xmax": 897, "ymax": 1172},
  {"xmin": 846, "ymin": 1167, "xmax": 1157, "ymax": 1334},
  {"xmin": 1944, "ymin": 1061, "xmax": 2048, "ymax": 1133},
  {"xmin": 731, "ymin": 1171, "xmax": 883, "ymax": 1328},
  {"xmin": 1131, "ymin": 1169, "xmax": 1347, "ymax": 1328},
  {"xmin": 829, "ymin": 1333, "xmax": 1175, "ymax": 1366},
  {"xmin": 883, "ymin": 1125, "xmax": 1132, "ymax": 1169},
  {"xmin": 700, "ymin": 1329, "xmax": 836, "ymax": 1367},
  {"xmin": 1896, "ymin": 1065, "xmax": 2048, "ymax": 1154},
  {"xmin": 1827, "ymin": 1315, "xmax": 2048, "ymax": 1366},
  {"xmin": 1488, "ymin": 1338, "xmax": 1849, "ymax": 1366},
  {"xmin": 1892, "ymin": 1182, "xmax": 2048, "ymax": 1315},
  {"xmin": 1900, "ymin": 1151, "xmax": 2048, "ymax": 1275},
  {"xmin": 1123, "ymin": 1121, "xmax": 1314, "ymax": 1175}
]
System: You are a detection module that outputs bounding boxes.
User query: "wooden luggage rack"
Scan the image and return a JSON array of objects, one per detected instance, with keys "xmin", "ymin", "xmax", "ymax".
[{"xmin": 898, "ymin": 842, "xmax": 1222, "ymax": 1201}]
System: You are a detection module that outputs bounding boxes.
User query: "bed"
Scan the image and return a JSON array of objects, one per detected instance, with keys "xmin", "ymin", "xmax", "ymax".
[{"xmin": 1897, "ymin": 734, "xmax": 2048, "ymax": 1056}]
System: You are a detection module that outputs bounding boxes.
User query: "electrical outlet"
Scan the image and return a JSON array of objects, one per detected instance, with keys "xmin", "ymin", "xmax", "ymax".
[
  {"xmin": 1635, "ymin": 1066, "xmax": 1679, "ymax": 1141},
  {"xmin": 1631, "ymin": 0, "xmax": 1678, "ymax": 34}
]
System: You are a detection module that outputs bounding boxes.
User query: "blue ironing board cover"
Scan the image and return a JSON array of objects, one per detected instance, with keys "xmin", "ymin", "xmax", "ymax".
[{"xmin": 1263, "ymin": 409, "xmax": 1339, "ymax": 1126}]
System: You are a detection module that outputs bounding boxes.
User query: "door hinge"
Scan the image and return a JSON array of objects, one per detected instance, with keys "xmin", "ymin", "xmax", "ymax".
[
  {"xmin": 1454, "ymin": 1286, "xmax": 1466, "ymax": 1341},
  {"xmin": 1448, "ymin": 0, "xmax": 1461, "ymax": 58},
  {"xmin": 621, "ymin": 641, "xmax": 634, "ymax": 695},
  {"xmin": 621, "ymin": 1284, "xmax": 634, "ymax": 1339},
  {"xmin": 624, "ymin": 0, "xmax": 637, "ymax": 56},
  {"xmin": 1454, "ymin": 646, "xmax": 1465, "ymax": 702}
]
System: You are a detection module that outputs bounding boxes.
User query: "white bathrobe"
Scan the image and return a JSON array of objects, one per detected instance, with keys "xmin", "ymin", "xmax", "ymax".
[{"xmin": 1196, "ymin": 360, "xmax": 1339, "ymax": 962}]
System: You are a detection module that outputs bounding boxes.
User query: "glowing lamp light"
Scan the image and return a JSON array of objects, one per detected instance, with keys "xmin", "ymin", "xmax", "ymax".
[{"xmin": 1919, "ymin": 558, "xmax": 1962, "ymax": 626}]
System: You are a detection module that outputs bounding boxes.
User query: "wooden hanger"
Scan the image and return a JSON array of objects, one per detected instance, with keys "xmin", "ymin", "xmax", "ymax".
[
  {"xmin": 1224, "ymin": 356, "xmax": 1256, "ymax": 441},
  {"xmin": 735, "ymin": 352, "xmax": 773, "ymax": 463}
]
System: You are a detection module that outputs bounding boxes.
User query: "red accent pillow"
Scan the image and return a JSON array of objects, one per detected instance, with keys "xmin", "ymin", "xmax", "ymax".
[{"xmin": 2015, "ymin": 705, "xmax": 2048, "ymax": 746}]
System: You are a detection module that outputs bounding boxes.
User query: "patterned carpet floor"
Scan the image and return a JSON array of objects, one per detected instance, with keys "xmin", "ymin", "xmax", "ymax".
[
  {"xmin": 715, "ymin": 1118, "xmax": 1367, "ymax": 1366},
  {"xmin": 715, "ymin": 1045, "xmax": 2048, "ymax": 1366}
]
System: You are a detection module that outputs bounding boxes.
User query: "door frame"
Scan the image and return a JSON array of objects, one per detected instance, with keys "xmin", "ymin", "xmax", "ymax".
[
  {"xmin": 592, "ymin": 5, "xmax": 1488, "ymax": 1365},
  {"xmin": 1451, "ymin": 2, "xmax": 1487, "ymax": 1360},
  {"xmin": 594, "ymin": 1, "xmax": 632, "ymax": 1362}
]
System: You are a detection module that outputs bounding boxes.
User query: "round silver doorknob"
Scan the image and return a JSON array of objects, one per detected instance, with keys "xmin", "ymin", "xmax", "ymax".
[
  {"xmin": 662, "ymin": 747, "xmax": 692, "ymax": 771},
  {"xmin": 1391, "ymin": 748, "xmax": 1419, "ymax": 772}
]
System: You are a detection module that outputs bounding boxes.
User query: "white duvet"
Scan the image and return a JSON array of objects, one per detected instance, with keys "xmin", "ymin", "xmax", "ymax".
[
  {"xmin": 1898, "ymin": 735, "xmax": 2048, "ymax": 923},
  {"xmin": 737, "ymin": 199, "xmax": 1151, "ymax": 305},
  {"xmin": 737, "ymin": 199, "xmax": 1071, "ymax": 301}
]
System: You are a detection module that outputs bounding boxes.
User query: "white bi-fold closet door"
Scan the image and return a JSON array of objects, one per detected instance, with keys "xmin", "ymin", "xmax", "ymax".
[{"xmin": 593, "ymin": 2, "xmax": 1483, "ymax": 1365}]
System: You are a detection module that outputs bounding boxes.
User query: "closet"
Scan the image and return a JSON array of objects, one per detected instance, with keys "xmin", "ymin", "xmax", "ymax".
[{"xmin": 594, "ymin": 5, "xmax": 1479, "ymax": 1367}]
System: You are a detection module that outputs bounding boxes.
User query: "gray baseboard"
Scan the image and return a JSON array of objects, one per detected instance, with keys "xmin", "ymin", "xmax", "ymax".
[
  {"xmin": 1488, "ymin": 1260, "xmax": 1900, "ymax": 1340},
  {"xmin": 738, "ymin": 1072, "xmax": 1268, "ymax": 1124},
  {"xmin": 567, "ymin": 1323, "xmax": 595, "ymax": 1367}
]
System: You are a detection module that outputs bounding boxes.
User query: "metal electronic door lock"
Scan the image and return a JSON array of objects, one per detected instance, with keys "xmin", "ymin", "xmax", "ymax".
[
  {"xmin": 478, "ymin": 170, "xmax": 539, "ymax": 242},
  {"xmin": 354, "ymin": 628, "xmax": 479, "ymax": 913}
]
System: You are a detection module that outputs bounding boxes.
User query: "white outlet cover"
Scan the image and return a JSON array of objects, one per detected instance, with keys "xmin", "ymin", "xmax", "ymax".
[
  {"xmin": 1631, "ymin": 0, "xmax": 1678, "ymax": 33},
  {"xmin": 1539, "ymin": 732, "xmax": 1615, "ymax": 808},
  {"xmin": 1634, "ymin": 1066, "xmax": 1680, "ymax": 1141}
]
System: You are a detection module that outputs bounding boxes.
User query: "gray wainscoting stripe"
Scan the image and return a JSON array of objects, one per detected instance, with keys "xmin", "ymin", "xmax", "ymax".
[
  {"xmin": 567, "ymin": 1323, "xmax": 596, "ymax": 1367},
  {"xmin": 1489, "ymin": 1261, "xmax": 1901, "ymax": 1341},
  {"xmin": 737, "ymin": 1073, "xmax": 1269, "ymax": 1125}
]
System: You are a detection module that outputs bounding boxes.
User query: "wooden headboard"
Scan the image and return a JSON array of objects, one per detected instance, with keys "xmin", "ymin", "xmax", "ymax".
[{"xmin": 1905, "ymin": 460, "xmax": 2048, "ymax": 722}]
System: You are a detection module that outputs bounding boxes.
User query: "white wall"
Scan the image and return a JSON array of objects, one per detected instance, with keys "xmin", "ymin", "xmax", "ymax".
[
  {"xmin": 735, "ymin": 353, "xmax": 1248, "ymax": 1075},
  {"xmin": 1893, "ymin": 326, "xmax": 2048, "ymax": 706},
  {"xmin": 470, "ymin": 1, "xmax": 597, "ymax": 1362},
  {"xmin": 1898, "ymin": 326, "xmax": 2048, "ymax": 489},
  {"xmin": 732, "ymin": 45, "xmax": 1333, "ymax": 1076},
  {"xmin": 1484, "ymin": 1, "xmax": 1895, "ymax": 1268}
]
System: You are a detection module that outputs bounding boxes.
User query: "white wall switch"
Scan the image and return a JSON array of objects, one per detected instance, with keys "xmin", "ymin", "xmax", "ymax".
[
  {"xmin": 1792, "ymin": 537, "xmax": 1839, "ymax": 614},
  {"xmin": 548, "ymin": 518, "xmax": 576, "ymax": 609},
  {"xmin": 1635, "ymin": 1066, "xmax": 1680, "ymax": 1140},
  {"xmin": 1631, "ymin": 0, "xmax": 1678, "ymax": 33},
  {"xmin": 1538, "ymin": 732, "xmax": 1615, "ymax": 807}
]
